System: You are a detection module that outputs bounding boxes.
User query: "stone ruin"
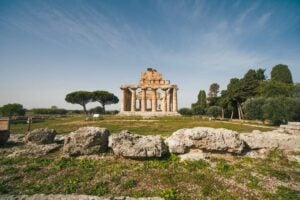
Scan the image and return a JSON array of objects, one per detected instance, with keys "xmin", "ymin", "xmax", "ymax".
[
  {"xmin": 278, "ymin": 122, "xmax": 300, "ymax": 135},
  {"xmin": 118, "ymin": 68, "xmax": 180, "ymax": 116}
]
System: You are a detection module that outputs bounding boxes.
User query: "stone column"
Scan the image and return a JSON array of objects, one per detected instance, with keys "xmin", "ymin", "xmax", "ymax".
[
  {"xmin": 166, "ymin": 89, "xmax": 170, "ymax": 112},
  {"xmin": 152, "ymin": 88, "xmax": 157, "ymax": 112},
  {"xmin": 141, "ymin": 88, "xmax": 146, "ymax": 112},
  {"xmin": 162, "ymin": 89, "xmax": 167, "ymax": 112},
  {"xmin": 172, "ymin": 87, "xmax": 178, "ymax": 112},
  {"xmin": 120, "ymin": 88, "xmax": 125, "ymax": 112},
  {"xmin": 131, "ymin": 88, "xmax": 136, "ymax": 112},
  {"xmin": 139, "ymin": 99, "xmax": 141, "ymax": 111}
]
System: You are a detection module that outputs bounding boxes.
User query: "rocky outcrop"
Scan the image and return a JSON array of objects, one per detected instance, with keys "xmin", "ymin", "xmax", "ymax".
[
  {"xmin": 54, "ymin": 135, "xmax": 65, "ymax": 144},
  {"xmin": 278, "ymin": 122, "xmax": 300, "ymax": 135},
  {"xmin": 0, "ymin": 130, "xmax": 10, "ymax": 145},
  {"xmin": 0, "ymin": 195, "xmax": 164, "ymax": 200},
  {"xmin": 8, "ymin": 143, "xmax": 62, "ymax": 158},
  {"xmin": 25, "ymin": 128, "xmax": 56, "ymax": 144},
  {"xmin": 165, "ymin": 127, "xmax": 245, "ymax": 154},
  {"xmin": 109, "ymin": 130, "xmax": 169, "ymax": 158},
  {"xmin": 240, "ymin": 130, "xmax": 300, "ymax": 150},
  {"xmin": 63, "ymin": 127, "xmax": 109, "ymax": 156}
]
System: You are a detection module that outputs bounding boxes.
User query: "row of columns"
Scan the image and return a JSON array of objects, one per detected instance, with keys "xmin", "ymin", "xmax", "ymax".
[{"xmin": 120, "ymin": 87, "xmax": 178, "ymax": 112}]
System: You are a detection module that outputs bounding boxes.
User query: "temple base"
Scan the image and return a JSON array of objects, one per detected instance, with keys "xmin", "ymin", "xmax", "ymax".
[{"xmin": 118, "ymin": 111, "xmax": 181, "ymax": 117}]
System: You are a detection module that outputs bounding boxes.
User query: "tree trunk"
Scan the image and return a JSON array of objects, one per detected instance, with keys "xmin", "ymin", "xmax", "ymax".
[
  {"xmin": 101, "ymin": 103, "xmax": 105, "ymax": 114},
  {"xmin": 230, "ymin": 110, "xmax": 233, "ymax": 120},
  {"xmin": 237, "ymin": 102, "xmax": 244, "ymax": 120},
  {"xmin": 83, "ymin": 104, "xmax": 88, "ymax": 115},
  {"xmin": 221, "ymin": 108, "xmax": 224, "ymax": 119}
]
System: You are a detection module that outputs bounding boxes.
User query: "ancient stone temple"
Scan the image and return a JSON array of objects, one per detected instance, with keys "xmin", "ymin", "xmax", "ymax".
[{"xmin": 119, "ymin": 68, "xmax": 180, "ymax": 116}]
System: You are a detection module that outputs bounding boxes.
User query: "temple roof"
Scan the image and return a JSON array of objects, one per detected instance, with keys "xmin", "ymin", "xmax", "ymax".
[{"xmin": 139, "ymin": 68, "xmax": 170, "ymax": 87}]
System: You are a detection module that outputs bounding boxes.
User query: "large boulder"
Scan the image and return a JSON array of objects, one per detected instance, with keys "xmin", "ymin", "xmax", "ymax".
[
  {"xmin": 0, "ymin": 130, "xmax": 10, "ymax": 145},
  {"xmin": 109, "ymin": 130, "xmax": 169, "ymax": 158},
  {"xmin": 63, "ymin": 127, "xmax": 109, "ymax": 156},
  {"xmin": 240, "ymin": 130, "xmax": 300, "ymax": 150},
  {"xmin": 25, "ymin": 128, "xmax": 56, "ymax": 144},
  {"xmin": 165, "ymin": 127, "xmax": 245, "ymax": 154}
]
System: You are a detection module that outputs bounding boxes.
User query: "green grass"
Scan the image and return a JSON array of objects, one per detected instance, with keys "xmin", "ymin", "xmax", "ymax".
[
  {"xmin": 1, "ymin": 149, "xmax": 299, "ymax": 199},
  {"xmin": 10, "ymin": 115, "xmax": 273, "ymax": 136},
  {"xmin": 2, "ymin": 116, "xmax": 299, "ymax": 199}
]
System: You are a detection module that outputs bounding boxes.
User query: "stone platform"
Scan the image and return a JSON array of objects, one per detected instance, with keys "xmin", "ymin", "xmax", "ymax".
[
  {"xmin": 118, "ymin": 111, "xmax": 181, "ymax": 117},
  {"xmin": 279, "ymin": 122, "xmax": 300, "ymax": 135}
]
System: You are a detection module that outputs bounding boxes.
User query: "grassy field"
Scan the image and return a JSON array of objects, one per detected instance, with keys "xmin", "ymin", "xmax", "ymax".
[
  {"xmin": 0, "ymin": 150, "xmax": 299, "ymax": 199},
  {"xmin": 1, "ymin": 115, "xmax": 299, "ymax": 199},
  {"xmin": 10, "ymin": 115, "xmax": 274, "ymax": 136}
]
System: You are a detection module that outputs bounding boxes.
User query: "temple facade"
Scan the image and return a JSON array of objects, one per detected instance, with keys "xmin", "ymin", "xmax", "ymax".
[{"xmin": 119, "ymin": 68, "xmax": 180, "ymax": 116}]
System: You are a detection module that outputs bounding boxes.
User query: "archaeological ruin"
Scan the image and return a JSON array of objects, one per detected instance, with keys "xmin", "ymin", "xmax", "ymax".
[{"xmin": 119, "ymin": 68, "xmax": 180, "ymax": 116}]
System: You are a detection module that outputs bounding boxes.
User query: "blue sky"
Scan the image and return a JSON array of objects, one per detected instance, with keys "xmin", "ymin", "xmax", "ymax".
[{"xmin": 0, "ymin": 0, "xmax": 300, "ymax": 110}]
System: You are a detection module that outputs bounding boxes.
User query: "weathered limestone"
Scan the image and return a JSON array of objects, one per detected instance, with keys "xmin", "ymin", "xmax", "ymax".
[
  {"xmin": 109, "ymin": 130, "xmax": 169, "ymax": 158},
  {"xmin": 25, "ymin": 128, "xmax": 57, "ymax": 145},
  {"xmin": 119, "ymin": 68, "xmax": 180, "ymax": 116},
  {"xmin": 240, "ymin": 130, "xmax": 300, "ymax": 150},
  {"xmin": 8, "ymin": 144, "xmax": 62, "ymax": 158},
  {"xmin": 278, "ymin": 122, "xmax": 300, "ymax": 135},
  {"xmin": 165, "ymin": 127, "xmax": 245, "ymax": 154},
  {"xmin": 172, "ymin": 86, "xmax": 178, "ymax": 112},
  {"xmin": 63, "ymin": 127, "xmax": 109, "ymax": 156}
]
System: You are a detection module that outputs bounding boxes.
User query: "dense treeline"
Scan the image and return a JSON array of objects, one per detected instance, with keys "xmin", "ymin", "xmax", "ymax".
[
  {"xmin": 179, "ymin": 64, "xmax": 300, "ymax": 125},
  {"xmin": 32, "ymin": 108, "xmax": 68, "ymax": 115}
]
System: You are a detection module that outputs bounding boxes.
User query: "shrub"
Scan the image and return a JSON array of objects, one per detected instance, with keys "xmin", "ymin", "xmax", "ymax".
[
  {"xmin": 178, "ymin": 108, "xmax": 193, "ymax": 116},
  {"xmin": 206, "ymin": 106, "xmax": 222, "ymax": 119},
  {"xmin": 89, "ymin": 106, "xmax": 104, "ymax": 114},
  {"xmin": 262, "ymin": 98, "xmax": 286, "ymax": 125},
  {"xmin": 243, "ymin": 98, "xmax": 266, "ymax": 120},
  {"xmin": 261, "ymin": 97, "xmax": 300, "ymax": 125},
  {"xmin": 0, "ymin": 103, "xmax": 26, "ymax": 117},
  {"xmin": 32, "ymin": 108, "xmax": 67, "ymax": 115}
]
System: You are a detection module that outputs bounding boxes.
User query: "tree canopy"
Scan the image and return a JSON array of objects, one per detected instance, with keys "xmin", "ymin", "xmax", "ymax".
[
  {"xmin": 92, "ymin": 90, "xmax": 119, "ymax": 112},
  {"xmin": 271, "ymin": 64, "xmax": 293, "ymax": 84},
  {"xmin": 192, "ymin": 90, "xmax": 207, "ymax": 108},
  {"xmin": 65, "ymin": 91, "xmax": 92, "ymax": 115},
  {"xmin": 0, "ymin": 103, "xmax": 25, "ymax": 117}
]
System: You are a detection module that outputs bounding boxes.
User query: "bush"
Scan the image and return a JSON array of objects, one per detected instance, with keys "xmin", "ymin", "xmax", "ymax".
[
  {"xmin": 178, "ymin": 108, "xmax": 193, "ymax": 116},
  {"xmin": 262, "ymin": 97, "xmax": 300, "ymax": 125},
  {"xmin": 192, "ymin": 105, "xmax": 206, "ymax": 115},
  {"xmin": 206, "ymin": 106, "xmax": 222, "ymax": 119},
  {"xmin": 0, "ymin": 103, "xmax": 26, "ymax": 117},
  {"xmin": 243, "ymin": 98, "xmax": 266, "ymax": 120},
  {"xmin": 32, "ymin": 108, "xmax": 68, "ymax": 115},
  {"xmin": 89, "ymin": 106, "xmax": 104, "ymax": 114}
]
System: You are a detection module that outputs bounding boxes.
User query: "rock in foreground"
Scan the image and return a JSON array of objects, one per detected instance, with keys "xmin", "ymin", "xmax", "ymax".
[
  {"xmin": 63, "ymin": 127, "xmax": 109, "ymax": 156},
  {"xmin": 109, "ymin": 130, "xmax": 169, "ymax": 158},
  {"xmin": 8, "ymin": 143, "xmax": 62, "ymax": 158},
  {"xmin": 240, "ymin": 130, "xmax": 300, "ymax": 150},
  {"xmin": 165, "ymin": 127, "xmax": 245, "ymax": 154},
  {"xmin": 25, "ymin": 128, "xmax": 56, "ymax": 144}
]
